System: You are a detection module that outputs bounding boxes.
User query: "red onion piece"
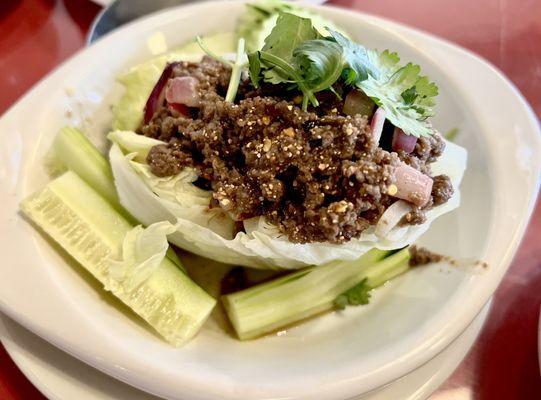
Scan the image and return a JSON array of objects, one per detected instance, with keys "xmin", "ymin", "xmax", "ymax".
[
  {"xmin": 143, "ymin": 62, "xmax": 178, "ymax": 124},
  {"xmin": 392, "ymin": 127, "xmax": 418, "ymax": 153},
  {"xmin": 392, "ymin": 163, "xmax": 433, "ymax": 207},
  {"xmin": 375, "ymin": 200, "xmax": 413, "ymax": 238},
  {"xmin": 343, "ymin": 89, "xmax": 374, "ymax": 117},
  {"xmin": 165, "ymin": 76, "xmax": 200, "ymax": 107},
  {"xmin": 370, "ymin": 107, "xmax": 386, "ymax": 144},
  {"xmin": 167, "ymin": 102, "xmax": 191, "ymax": 116}
]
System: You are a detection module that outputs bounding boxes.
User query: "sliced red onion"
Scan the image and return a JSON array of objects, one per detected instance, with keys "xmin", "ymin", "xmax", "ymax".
[
  {"xmin": 167, "ymin": 102, "xmax": 190, "ymax": 116},
  {"xmin": 375, "ymin": 200, "xmax": 413, "ymax": 238},
  {"xmin": 343, "ymin": 89, "xmax": 374, "ymax": 117},
  {"xmin": 143, "ymin": 62, "xmax": 178, "ymax": 124},
  {"xmin": 391, "ymin": 163, "xmax": 433, "ymax": 207},
  {"xmin": 392, "ymin": 127, "xmax": 418, "ymax": 153},
  {"xmin": 165, "ymin": 76, "xmax": 200, "ymax": 107},
  {"xmin": 370, "ymin": 107, "xmax": 386, "ymax": 144}
]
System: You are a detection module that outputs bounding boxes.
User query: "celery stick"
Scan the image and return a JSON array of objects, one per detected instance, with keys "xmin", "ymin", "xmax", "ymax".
[
  {"xmin": 223, "ymin": 249, "xmax": 412, "ymax": 340},
  {"xmin": 21, "ymin": 171, "xmax": 215, "ymax": 346}
]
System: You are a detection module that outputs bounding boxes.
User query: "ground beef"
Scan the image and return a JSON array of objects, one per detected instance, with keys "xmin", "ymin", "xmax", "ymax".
[
  {"xmin": 409, "ymin": 245, "xmax": 444, "ymax": 266},
  {"xmin": 146, "ymin": 142, "xmax": 190, "ymax": 177},
  {"xmin": 140, "ymin": 58, "xmax": 453, "ymax": 243},
  {"xmin": 398, "ymin": 134, "xmax": 445, "ymax": 174},
  {"xmin": 401, "ymin": 208, "xmax": 427, "ymax": 225},
  {"xmin": 432, "ymin": 174, "xmax": 454, "ymax": 205}
]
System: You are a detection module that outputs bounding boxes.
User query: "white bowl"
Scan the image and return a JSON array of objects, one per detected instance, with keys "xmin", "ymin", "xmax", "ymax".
[{"xmin": 0, "ymin": 2, "xmax": 539, "ymax": 399}]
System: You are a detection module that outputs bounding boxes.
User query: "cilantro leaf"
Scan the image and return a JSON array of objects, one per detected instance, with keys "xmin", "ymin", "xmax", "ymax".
[
  {"xmin": 334, "ymin": 278, "xmax": 371, "ymax": 310},
  {"xmin": 401, "ymin": 86, "xmax": 417, "ymax": 105},
  {"xmin": 262, "ymin": 12, "xmax": 319, "ymax": 59},
  {"xmin": 246, "ymin": 12, "xmax": 439, "ymax": 133},
  {"xmin": 359, "ymin": 51, "xmax": 438, "ymax": 137},
  {"xmin": 328, "ymin": 30, "xmax": 378, "ymax": 83},
  {"xmin": 367, "ymin": 49, "xmax": 400, "ymax": 77},
  {"xmin": 237, "ymin": 0, "xmax": 347, "ymax": 52},
  {"xmin": 248, "ymin": 12, "xmax": 324, "ymax": 109},
  {"xmin": 258, "ymin": 50, "xmax": 319, "ymax": 108},
  {"xmin": 247, "ymin": 51, "xmax": 261, "ymax": 88},
  {"xmin": 261, "ymin": 12, "xmax": 320, "ymax": 84},
  {"xmin": 293, "ymin": 39, "xmax": 344, "ymax": 92}
]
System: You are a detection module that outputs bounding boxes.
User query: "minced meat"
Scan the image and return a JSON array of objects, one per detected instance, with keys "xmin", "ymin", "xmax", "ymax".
[
  {"xmin": 409, "ymin": 245, "xmax": 444, "ymax": 266},
  {"xmin": 432, "ymin": 174, "xmax": 454, "ymax": 205},
  {"xmin": 140, "ymin": 57, "xmax": 452, "ymax": 243}
]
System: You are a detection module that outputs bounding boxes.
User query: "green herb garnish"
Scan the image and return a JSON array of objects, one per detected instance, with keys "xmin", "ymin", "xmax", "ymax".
[
  {"xmin": 334, "ymin": 278, "xmax": 371, "ymax": 310},
  {"xmin": 197, "ymin": 36, "xmax": 246, "ymax": 103},
  {"xmin": 358, "ymin": 50, "xmax": 438, "ymax": 137},
  {"xmin": 246, "ymin": 12, "xmax": 439, "ymax": 137}
]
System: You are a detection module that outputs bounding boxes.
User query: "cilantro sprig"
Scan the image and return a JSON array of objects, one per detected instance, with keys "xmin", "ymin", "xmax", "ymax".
[
  {"xmin": 334, "ymin": 278, "xmax": 371, "ymax": 309},
  {"xmin": 197, "ymin": 36, "xmax": 246, "ymax": 103},
  {"xmin": 247, "ymin": 12, "xmax": 438, "ymax": 137},
  {"xmin": 359, "ymin": 50, "xmax": 438, "ymax": 137}
]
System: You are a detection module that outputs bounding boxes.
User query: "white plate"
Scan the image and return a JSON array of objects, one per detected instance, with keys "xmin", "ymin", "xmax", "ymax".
[
  {"xmin": 0, "ymin": 2, "xmax": 539, "ymax": 400},
  {"xmin": 0, "ymin": 302, "xmax": 491, "ymax": 400}
]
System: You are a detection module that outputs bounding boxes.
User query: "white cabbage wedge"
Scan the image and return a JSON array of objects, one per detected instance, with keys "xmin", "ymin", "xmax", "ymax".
[{"xmin": 109, "ymin": 130, "xmax": 467, "ymax": 270}]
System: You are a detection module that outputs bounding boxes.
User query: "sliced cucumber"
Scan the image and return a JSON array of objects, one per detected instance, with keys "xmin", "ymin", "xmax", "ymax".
[
  {"xmin": 21, "ymin": 171, "xmax": 216, "ymax": 346},
  {"xmin": 222, "ymin": 248, "xmax": 412, "ymax": 340},
  {"xmin": 46, "ymin": 127, "xmax": 186, "ymax": 270},
  {"xmin": 49, "ymin": 127, "xmax": 119, "ymax": 205}
]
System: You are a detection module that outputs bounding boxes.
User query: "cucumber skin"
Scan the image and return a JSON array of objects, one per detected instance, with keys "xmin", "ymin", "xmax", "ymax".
[{"xmin": 21, "ymin": 171, "xmax": 216, "ymax": 346}]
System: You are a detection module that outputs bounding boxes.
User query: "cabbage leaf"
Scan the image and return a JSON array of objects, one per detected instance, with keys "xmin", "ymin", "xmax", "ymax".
[
  {"xmin": 110, "ymin": 132, "xmax": 467, "ymax": 270},
  {"xmin": 112, "ymin": 33, "xmax": 236, "ymax": 131},
  {"xmin": 106, "ymin": 221, "xmax": 177, "ymax": 292},
  {"xmin": 109, "ymin": 135, "xmax": 235, "ymax": 240},
  {"xmin": 108, "ymin": 130, "xmax": 163, "ymax": 162}
]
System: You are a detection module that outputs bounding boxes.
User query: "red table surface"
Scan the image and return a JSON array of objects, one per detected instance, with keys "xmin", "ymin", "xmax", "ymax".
[{"xmin": 0, "ymin": 0, "xmax": 540, "ymax": 399}]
